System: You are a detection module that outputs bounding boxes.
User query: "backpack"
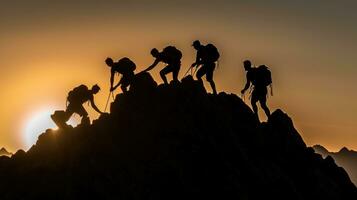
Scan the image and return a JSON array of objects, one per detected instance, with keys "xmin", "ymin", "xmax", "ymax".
[
  {"xmin": 161, "ymin": 46, "xmax": 182, "ymax": 63},
  {"xmin": 253, "ymin": 65, "xmax": 272, "ymax": 87},
  {"xmin": 203, "ymin": 44, "xmax": 220, "ymax": 63},
  {"xmin": 116, "ymin": 57, "xmax": 136, "ymax": 74},
  {"xmin": 67, "ymin": 84, "xmax": 89, "ymax": 104}
]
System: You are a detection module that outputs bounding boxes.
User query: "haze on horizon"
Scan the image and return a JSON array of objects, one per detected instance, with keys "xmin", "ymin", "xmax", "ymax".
[{"xmin": 0, "ymin": 0, "xmax": 356, "ymax": 152}]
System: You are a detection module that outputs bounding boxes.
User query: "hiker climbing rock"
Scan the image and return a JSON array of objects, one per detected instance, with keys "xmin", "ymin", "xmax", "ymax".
[
  {"xmin": 51, "ymin": 84, "xmax": 104, "ymax": 128},
  {"xmin": 241, "ymin": 60, "xmax": 272, "ymax": 121},
  {"xmin": 190, "ymin": 40, "xmax": 220, "ymax": 95},
  {"xmin": 143, "ymin": 46, "xmax": 182, "ymax": 84},
  {"xmin": 106, "ymin": 57, "xmax": 136, "ymax": 93}
]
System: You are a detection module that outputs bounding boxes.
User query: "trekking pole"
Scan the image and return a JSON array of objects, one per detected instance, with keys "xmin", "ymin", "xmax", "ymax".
[
  {"xmin": 111, "ymin": 91, "xmax": 115, "ymax": 100},
  {"xmin": 104, "ymin": 91, "xmax": 112, "ymax": 112},
  {"xmin": 183, "ymin": 66, "xmax": 193, "ymax": 77}
]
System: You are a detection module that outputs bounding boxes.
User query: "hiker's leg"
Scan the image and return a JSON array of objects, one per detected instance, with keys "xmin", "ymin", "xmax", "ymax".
[
  {"xmin": 52, "ymin": 110, "xmax": 71, "ymax": 128},
  {"xmin": 121, "ymin": 76, "xmax": 129, "ymax": 93},
  {"xmin": 117, "ymin": 77, "xmax": 125, "ymax": 92},
  {"xmin": 172, "ymin": 63, "xmax": 180, "ymax": 82},
  {"xmin": 76, "ymin": 105, "xmax": 90, "ymax": 125},
  {"xmin": 121, "ymin": 85, "xmax": 128, "ymax": 93},
  {"xmin": 259, "ymin": 90, "xmax": 271, "ymax": 118},
  {"xmin": 63, "ymin": 111, "xmax": 73, "ymax": 123},
  {"xmin": 160, "ymin": 65, "xmax": 171, "ymax": 84},
  {"xmin": 206, "ymin": 63, "xmax": 217, "ymax": 95},
  {"xmin": 196, "ymin": 66, "xmax": 206, "ymax": 81},
  {"xmin": 81, "ymin": 115, "xmax": 90, "ymax": 125},
  {"xmin": 251, "ymin": 91, "xmax": 259, "ymax": 116},
  {"xmin": 260, "ymin": 101, "xmax": 270, "ymax": 118},
  {"xmin": 63, "ymin": 105, "xmax": 75, "ymax": 123},
  {"xmin": 121, "ymin": 72, "xmax": 134, "ymax": 92}
]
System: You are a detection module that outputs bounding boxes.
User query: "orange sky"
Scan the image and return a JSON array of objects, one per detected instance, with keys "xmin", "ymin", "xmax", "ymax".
[{"xmin": 0, "ymin": 1, "xmax": 356, "ymax": 152}]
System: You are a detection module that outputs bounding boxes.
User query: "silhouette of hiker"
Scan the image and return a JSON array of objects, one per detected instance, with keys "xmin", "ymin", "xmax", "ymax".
[
  {"xmin": 241, "ymin": 60, "xmax": 272, "ymax": 121},
  {"xmin": 143, "ymin": 46, "xmax": 182, "ymax": 84},
  {"xmin": 51, "ymin": 84, "xmax": 104, "ymax": 128},
  {"xmin": 105, "ymin": 57, "xmax": 136, "ymax": 93},
  {"xmin": 191, "ymin": 40, "xmax": 220, "ymax": 95}
]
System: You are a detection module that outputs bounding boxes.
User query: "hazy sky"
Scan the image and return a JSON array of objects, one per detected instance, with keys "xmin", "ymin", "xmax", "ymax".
[{"xmin": 1, "ymin": 0, "xmax": 356, "ymax": 152}]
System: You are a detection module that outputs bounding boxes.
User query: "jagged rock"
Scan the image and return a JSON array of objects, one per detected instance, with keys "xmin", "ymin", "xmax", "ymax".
[
  {"xmin": 0, "ymin": 147, "xmax": 12, "ymax": 157},
  {"xmin": 314, "ymin": 144, "xmax": 357, "ymax": 186},
  {"xmin": 0, "ymin": 73, "xmax": 355, "ymax": 200},
  {"xmin": 313, "ymin": 144, "xmax": 329, "ymax": 155}
]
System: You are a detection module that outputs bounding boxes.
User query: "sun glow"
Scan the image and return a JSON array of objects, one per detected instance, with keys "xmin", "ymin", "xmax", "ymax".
[{"xmin": 23, "ymin": 108, "xmax": 78, "ymax": 150}]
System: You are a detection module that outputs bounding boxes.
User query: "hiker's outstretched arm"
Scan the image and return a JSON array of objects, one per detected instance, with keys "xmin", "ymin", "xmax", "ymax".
[
  {"xmin": 90, "ymin": 98, "xmax": 104, "ymax": 114},
  {"xmin": 144, "ymin": 59, "xmax": 159, "ymax": 72}
]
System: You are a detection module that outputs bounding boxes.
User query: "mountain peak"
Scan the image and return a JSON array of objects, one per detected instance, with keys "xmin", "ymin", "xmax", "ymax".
[
  {"xmin": 0, "ymin": 73, "xmax": 356, "ymax": 199},
  {"xmin": 340, "ymin": 147, "xmax": 350, "ymax": 153},
  {"xmin": 0, "ymin": 147, "xmax": 12, "ymax": 157}
]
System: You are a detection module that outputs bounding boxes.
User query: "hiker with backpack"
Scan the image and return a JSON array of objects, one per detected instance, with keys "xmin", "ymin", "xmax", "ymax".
[
  {"xmin": 143, "ymin": 46, "xmax": 182, "ymax": 84},
  {"xmin": 190, "ymin": 40, "xmax": 220, "ymax": 95},
  {"xmin": 241, "ymin": 60, "xmax": 272, "ymax": 121},
  {"xmin": 105, "ymin": 57, "xmax": 136, "ymax": 93},
  {"xmin": 51, "ymin": 84, "xmax": 104, "ymax": 128}
]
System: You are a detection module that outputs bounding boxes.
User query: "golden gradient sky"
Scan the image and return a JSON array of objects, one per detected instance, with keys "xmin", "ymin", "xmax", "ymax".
[{"xmin": 1, "ymin": 1, "xmax": 356, "ymax": 152}]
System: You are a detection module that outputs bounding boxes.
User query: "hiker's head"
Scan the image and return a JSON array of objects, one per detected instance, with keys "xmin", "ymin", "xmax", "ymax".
[
  {"xmin": 91, "ymin": 84, "xmax": 101, "ymax": 94},
  {"xmin": 192, "ymin": 40, "xmax": 201, "ymax": 50},
  {"xmin": 105, "ymin": 57, "xmax": 114, "ymax": 67},
  {"xmin": 150, "ymin": 48, "xmax": 160, "ymax": 58},
  {"xmin": 243, "ymin": 60, "xmax": 252, "ymax": 71}
]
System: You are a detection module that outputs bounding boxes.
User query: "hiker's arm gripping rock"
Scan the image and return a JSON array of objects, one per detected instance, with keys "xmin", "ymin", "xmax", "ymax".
[{"xmin": 143, "ymin": 58, "xmax": 160, "ymax": 72}]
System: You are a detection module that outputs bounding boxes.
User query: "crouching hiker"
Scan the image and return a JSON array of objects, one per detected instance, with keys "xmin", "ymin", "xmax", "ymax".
[{"xmin": 51, "ymin": 84, "xmax": 104, "ymax": 128}]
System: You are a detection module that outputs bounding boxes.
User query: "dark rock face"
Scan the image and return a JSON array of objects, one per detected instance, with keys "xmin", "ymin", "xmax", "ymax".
[
  {"xmin": 314, "ymin": 145, "xmax": 357, "ymax": 186},
  {"xmin": 0, "ymin": 73, "xmax": 356, "ymax": 199}
]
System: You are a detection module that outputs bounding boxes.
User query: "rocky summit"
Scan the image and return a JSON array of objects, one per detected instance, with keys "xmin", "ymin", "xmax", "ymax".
[{"xmin": 0, "ymin": 73, "xmax": 356, "ymax": 200}]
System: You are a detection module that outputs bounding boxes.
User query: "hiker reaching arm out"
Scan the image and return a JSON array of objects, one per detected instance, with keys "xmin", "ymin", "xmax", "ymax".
[
  {"xmin": 143, "ymin": 48, "xmax": 163, "ymax": 73},
  {"xmin": 144, "ymin": 57, "xmax": 160, "ymax": 72},
  {"xmin": 241, "ymin": 70, "xmax": 252, "ymax": 95},
  {"xmin": 89, "ymin": 95, "xmax": 104, "ymax": 115}
]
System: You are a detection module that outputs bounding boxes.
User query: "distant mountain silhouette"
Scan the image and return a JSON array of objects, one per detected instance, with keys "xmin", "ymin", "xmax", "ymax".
[
  {"xmin": 314, "ymin": 144, "xmax": 357, "ymax": 186},
  {"xmin": 0, "ymin": 147, "xmax": 12, "ymax": 157},
  {"xmin": 0, "ymin": 73, "xmax": 355, "ymax": 199}
]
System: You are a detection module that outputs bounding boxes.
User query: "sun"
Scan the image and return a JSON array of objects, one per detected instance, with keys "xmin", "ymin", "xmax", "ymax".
[{"xmin": 23, "ymin": 109, "xmax": 78, "ymax": 150}]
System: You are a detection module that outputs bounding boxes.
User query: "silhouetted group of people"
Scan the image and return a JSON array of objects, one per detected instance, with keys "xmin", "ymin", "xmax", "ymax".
[{"xmin": 51, "ymin": 40, "xmax": 273, "ymax": 128}]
